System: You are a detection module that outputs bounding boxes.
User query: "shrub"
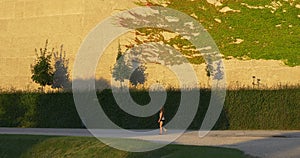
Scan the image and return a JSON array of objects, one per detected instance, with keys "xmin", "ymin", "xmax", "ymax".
[
  {"xmin": 0, "ymin": 92, "xmax": 25, "ymax": 127},
  {"xmin": 0, "ymin": 87, "xmax": 299, "ymax": 129},
  {"xmin": 19, "ymin": 93, "xmax": 40, "ymax": 127}
]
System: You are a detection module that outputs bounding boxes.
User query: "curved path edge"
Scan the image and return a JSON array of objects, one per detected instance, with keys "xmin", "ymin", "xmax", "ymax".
[{"xmin": 0, "ymin": 128, "xmax": 299, "ymax": 158}]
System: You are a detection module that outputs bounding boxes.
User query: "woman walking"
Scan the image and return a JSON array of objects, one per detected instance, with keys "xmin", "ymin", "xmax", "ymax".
[{"xmin": 158, "ymin": 107, "xmax": 167, "ymax": 135}]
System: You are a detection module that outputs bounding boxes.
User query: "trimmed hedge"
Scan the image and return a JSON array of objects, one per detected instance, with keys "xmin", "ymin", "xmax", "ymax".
[
  {"xmin": 0, "ymin": 87, "xmax": 299, "ymax": 129},
  {"xmin": 0, "ymin": 92, "xmax": 82, "ymax": 128},
  {"xmin": 225, "ymin": 88, "xmax": 300, "ymax": 130},
  {"xmin": 99, "ymin": 89, "xmax": 228, "ymax": 130}
]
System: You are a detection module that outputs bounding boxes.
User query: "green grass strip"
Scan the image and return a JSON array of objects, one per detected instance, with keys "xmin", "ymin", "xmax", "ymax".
[{"xmin": 0, "ymin": 134, "xmax": 255, "ymax": 158}]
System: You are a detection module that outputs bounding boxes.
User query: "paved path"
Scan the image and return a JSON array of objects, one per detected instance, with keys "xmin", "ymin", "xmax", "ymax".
[{"xmin": 0, "ymin": 128, "xmax": 300, "ymax": 158}]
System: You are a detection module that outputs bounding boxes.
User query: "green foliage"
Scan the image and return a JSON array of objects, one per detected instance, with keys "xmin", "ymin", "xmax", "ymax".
[
  {"xmin": 31, "ymin": 40, "xmax": 54, "ymax": 89},
  {"xmin": 0, "ymin": 92, "xmax": 81, "ymax": 128},
  {"xmin": 127, "ymin": 27, "xmax": 205, "ymax": 65},
  {"xmin": 134, "ymin": 0, "xmax": 300, "ymax": 66},
  {"xmin": 0, "ymin": 87, "xmax": 299, "ymax": 129},
  {"xmin": 0, "ymin": 135, "xmax": 252, "ymax": 158},
  {"xmin": 225, "ymin": 87, "xmax": 300, "ymax": 129},
  {"xmin": 31, "ymin": 40, "xmax": 70, "ymax": 91},
  {"xmin": 0, "ymin": 93, "xmax": 25, "ymax": 127},
  {"xmin": 19, "ymin": 93, "xmax": 40, "ymax": 127},
  {"xmin": 35, "ymin": 92, "xmax": 82, "ymax": 128}
]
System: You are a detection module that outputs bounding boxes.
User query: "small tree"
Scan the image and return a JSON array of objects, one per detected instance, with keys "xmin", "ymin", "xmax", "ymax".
[
  {"xmin": 112, "ymin": 43, "xmax": 131, "ymax": 87},
  {"xmin": 52, "ymin": 44, "xmax": 70, "ymax": 90},
  {"xmin": 31, "ymin": 40, "xmax": 54, "ymax": 91}
]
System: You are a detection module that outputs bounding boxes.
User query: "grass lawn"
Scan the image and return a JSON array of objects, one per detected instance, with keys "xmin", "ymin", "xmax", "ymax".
[{"xmin": 0, "ymin": 134, "xmax": 255, "ymax": 158}]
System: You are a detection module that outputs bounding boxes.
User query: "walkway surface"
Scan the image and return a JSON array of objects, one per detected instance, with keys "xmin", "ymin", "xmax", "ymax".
[{"xmin": 0, "ymin": 128, "xmax": 300, "ymax": 158}]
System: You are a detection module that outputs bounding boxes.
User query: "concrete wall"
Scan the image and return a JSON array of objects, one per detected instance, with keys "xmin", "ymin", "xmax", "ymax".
[
  {"xmin": 0, "ymin": 0, "xmax": 137, "ymax": 90},
  {"xmin": 0, "ymin": 0, "xmax": 299, "ymax": 91}
]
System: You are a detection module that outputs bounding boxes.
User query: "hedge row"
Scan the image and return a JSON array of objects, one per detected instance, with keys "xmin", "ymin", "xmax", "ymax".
[
  {"xmin": 225, "ymin": 88, "xmax": 300, "ymax": 129},
  {"xmin": 0, "ymin": 92, "xmax": 82, "ymax": 128},
  {"xmin": 0, "ymin": 87, "xmax": 299, "ymax": 129}
]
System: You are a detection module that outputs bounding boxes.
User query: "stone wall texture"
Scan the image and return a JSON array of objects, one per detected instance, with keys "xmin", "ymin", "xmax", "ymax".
[{"xmin": 0, "ymin": 0, "xmax": 299, "ymax": 91}]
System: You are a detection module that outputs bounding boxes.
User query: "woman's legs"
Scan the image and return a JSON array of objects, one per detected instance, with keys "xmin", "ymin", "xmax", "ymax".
[{"xmin": 159, "ymin": 121, "xmax": 163, "ymax": 135}]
